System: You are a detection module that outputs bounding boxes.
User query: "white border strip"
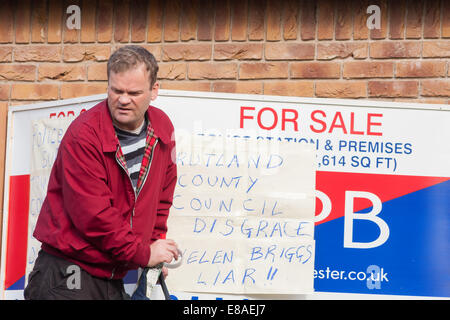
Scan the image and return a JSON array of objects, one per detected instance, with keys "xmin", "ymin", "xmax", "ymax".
[{"xmin": 8, "ymin": 90, "xmax": 450, "ymax": 113}]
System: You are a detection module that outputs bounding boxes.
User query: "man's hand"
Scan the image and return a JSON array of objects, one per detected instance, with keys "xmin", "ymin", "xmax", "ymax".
[{"xmin": 147, "ymin": 239, "xmax": 179, "ymax": 267}]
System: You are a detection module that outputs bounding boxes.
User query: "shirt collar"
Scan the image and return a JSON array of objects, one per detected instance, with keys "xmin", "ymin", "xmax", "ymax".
[{"xmin": 100, "ymin": 99, "xmax": 171, "ymax": 152}]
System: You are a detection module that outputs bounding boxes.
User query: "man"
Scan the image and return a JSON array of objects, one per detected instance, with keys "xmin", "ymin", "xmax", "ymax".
[{"xmin": 24, "ymin": 45, "xmax": 179, "ymax": 300}]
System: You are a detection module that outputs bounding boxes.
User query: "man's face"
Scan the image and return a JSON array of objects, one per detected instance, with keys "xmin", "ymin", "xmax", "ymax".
[{"xmin": 107, "ymin": 63, "xmax": 158, "ymax": 131}]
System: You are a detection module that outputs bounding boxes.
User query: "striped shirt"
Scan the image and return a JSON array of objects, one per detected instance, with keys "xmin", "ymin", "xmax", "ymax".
[{"xmin": 114, "ymin": 117, "xmax": 148, "ymax": 190}]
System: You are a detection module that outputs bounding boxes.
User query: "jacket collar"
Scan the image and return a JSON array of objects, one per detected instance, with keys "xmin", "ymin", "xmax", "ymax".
[{"xmin": 99, "ymin": 99, "xmax": 171, "ymax": 153}]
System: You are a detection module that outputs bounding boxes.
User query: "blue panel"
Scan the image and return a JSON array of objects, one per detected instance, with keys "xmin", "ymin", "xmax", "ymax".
[
  {"xmin": 123, "ymin": 269, "xmax": 138, "ymax": 284},
  {"xmin": 314, "ymin": 180, "xmax": 450, "ymax": 297}
]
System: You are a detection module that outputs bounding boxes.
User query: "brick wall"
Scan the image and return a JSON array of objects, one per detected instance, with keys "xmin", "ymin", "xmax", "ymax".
[
  {"xmin": 0, "ymin": 0, "xmax": 449, "ymax": 235},
  {"xmin": 0, "ymin": 0, "xmax": 449, "ymax": 105}
]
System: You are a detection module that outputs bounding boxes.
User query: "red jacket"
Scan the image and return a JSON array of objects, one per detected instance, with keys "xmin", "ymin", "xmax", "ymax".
[{"xmin": 34, "ymin": 100, "xmax": 177, "ymax": 279}]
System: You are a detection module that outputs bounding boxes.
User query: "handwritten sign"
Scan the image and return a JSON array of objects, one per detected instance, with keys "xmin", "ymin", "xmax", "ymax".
[
  {"xmin": 24, "ymin": 117, "xmax": 316, "ymax": 295},
  {"xmin": 166, "ymin": 133, "xmax": 316, "ymax": 294},
  {"xmin": 26, "ymin": 117, "xmax": 73, "ymax": 280}
]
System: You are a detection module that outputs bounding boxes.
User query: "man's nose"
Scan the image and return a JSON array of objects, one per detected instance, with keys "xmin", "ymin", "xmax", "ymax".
[{"xmin": 119, "ymin": 94, "xmax": 131, "ymax": 105}]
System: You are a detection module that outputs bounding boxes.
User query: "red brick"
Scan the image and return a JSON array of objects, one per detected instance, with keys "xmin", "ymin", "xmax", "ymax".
[
  {"xmin": 0, "ymin": 84, "xmax": 9, "ymax": 100},
  {"xmin": 12, "ymin": 83, "xmax": 58, "ymax": 100},
  {"xmin": 158, "ymin": 63, "xmax": 187, "ymax": 80},
  {"xmin": 147, "ymin": 0, "xmax": 163, "ymax": 42},
  {"xmin": 335, "ymin": 0, "xmax": 352, "ymax": 40},
  {"xmin": 317, "ymin": 0, "xmax": 334, "ymax": 40},
  {"xmin": 405, "ymin": 0, "xmax": 424, "ymax": 39},
  {"xmin": 14, "ymin": 45, "xmax": 61, "ymax": 62},
  {"xmin": 343, "ymin": 61, "xmax": 394, "ymax": 78},
  {"xmin": 284, "ymin": 0, "xmax": 300, "ymax": 40},
  {"xmin": 423, "ymin": 0, "xmax": 440, "ymax": 38},
  {"xmin": 266, "ymin": 0, "xmax": 282, "ymax": 41},
  {"xmin": 63, "ymin": 45, "xmax": 110, "ymax": 62},
  {"xmin": 421, "ymin": 80, "xmax": 450, "ymax": 97},
  {"xmin": 248, "ymin": 0, "xmax": 265, "ymax": 40},
  {"xmin": 291, "ymin": 62, "xmax": 340, "ymax": 79},
  {"xmin": 264, "ymin": 81, "xmax": 314, "ymax": 97},
  {"xmin": 188, "ymin": 62, "xmax": 237, "ymax": 80},
  {"xmin": 214, "ymin": 0, "xmax": 231, "ymax": 41},
  {"xmin": 198, "ymin": 0, "xmax": 214, "ymax": 41},
  {"xmin": 389, "ymin": 0, "xmax": 406, "ymax": 39},
  {"xmin": 140, "ymin": 44, "xmax": 162, "ymax": 61},
  {"xmin": 370, "ymin": 41, "xmax": 421, "ymax": 59},
  {"xmin": 0, "ymin": 0, "xmax": 14, "ymax": 43},
  {"xmin": 61, "ymin": 83, "xmax": 108, "ymax": 99},
  {"xmin": 48, "ymin": 0, "xmax": 62, "ymax": 43},
  {"xmin": 63, "ymin": 0, "xmax": 80, "ymax": 43},
  {"xmin": 15, "ymin": 0, "xmax": 31, "ymax": 43},
  {"xmin": 131, "ymin": 0, "xmax": 148, "ymax": 42},
  {"xmin": 317, "ymin": 42, "xmax": 367, "ymax": 60},
  {"xmin": 180, "ymin": 0, "xmax": 198, "ymax": 41},
  {"xmin": 114, "ymin": 0, "xmax": 130, "ymax": 43},
  {"xmin": 368, "ymin": 80, "xmax": 418, "ymax": 97},
  {"xmin": 39, "ymin": 64, "xmax": 86, "ymax": 81},
  {"xmin": 265, "ymin": 43, "xmax": 315, "ymax": 60},
  {"xmin": 214, "ymin": 43, "xmax": 263, "ymax": 60},
  {"xmin": 239, "ymin": 62, "xmax": 288, "ymax": 79},
  {"xmin": 81, "ymin": 0, "xmax": 96, "ymax": 43},
  {"xmin": 231, "ymin": 0, "xmax": 247, "ymax": 41},
  {"xmin": 212, "ymin": 82, "xmax": 263, "ymax": 95},
  {"xmin": 0, "ymin": 65, "xmax": 36, "ymax": 81},
  {"xmin": 97, "ymin": 0, "xmax": 114, "ymax": 42},
  {"xmin": 423, "ymin": 41, "xmax": 450, "ymax": 58},
  {"xmin": 31, "ymin": 0, "xmax": 47, "ymax": 43},
  {"xmin": 87, "ymin": 63, "xmax": 108, "ymax": 81},
  {"xmin": 353, "ymin": 0, "xmax": 369, "ymax": 40},
  {"xmin": 160, "ymin": 81, "xmax": 211, "ymax": 92},
  {"xmin": 396, "ymin": 61, "xmax": 446, "ymax": 78},
  {"xmin": 444, "ymin": 0, "xmax": 450, "ymax": 37},
  {"xmin": 299, "ymin": 0, "xmax": 314, "ymax": 40},
  {"xmin": 0, "ymin": 47, "xmax": 13, "ymax": 62},
  {"xmin": 164, "ymin": 0, "xmax": 181, "ymax": 42},
  {"xmin": 369, "ymin": 0, "xmax": 388, "ymax": 39},
  {"xmin": 316, "ymin": 81, "xmax": 366, "ymax": 98},
  {"xmin": 163, "ymin": 44, "xmax": 211, "ymax": 61}
]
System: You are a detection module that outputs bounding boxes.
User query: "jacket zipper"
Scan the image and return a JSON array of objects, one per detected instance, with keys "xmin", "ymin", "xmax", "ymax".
[
  {"xmin": 138, "ymin": 140, "xmax": 158, "ymax": 198},
  {"xmin": 111, "ymin": 139, "xmax": 158, "ymax": 279},
  {"xmin": 115, "ymin": 148, "xmax": 137, "ymax": 226}
]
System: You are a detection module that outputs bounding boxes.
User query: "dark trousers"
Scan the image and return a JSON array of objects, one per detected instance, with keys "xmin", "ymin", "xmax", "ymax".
[{"xmin": 24, "ymin": 250, "xmax": 130, "ymax": 300}]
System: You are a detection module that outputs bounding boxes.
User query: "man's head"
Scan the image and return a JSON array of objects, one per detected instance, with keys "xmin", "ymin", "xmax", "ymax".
[{"xmin": 107, "ymin": 46, "xmax": 159, "ymax": 132}]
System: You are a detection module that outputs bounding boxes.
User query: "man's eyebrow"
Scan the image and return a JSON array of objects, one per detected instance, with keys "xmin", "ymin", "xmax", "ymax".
[
  {"xmin": 110, "ymin": 87, "xmax": 143, "ymax": 94},
  {"xmin": 110, "ymin": 86, "xmax": 122, "ymax": 92}
]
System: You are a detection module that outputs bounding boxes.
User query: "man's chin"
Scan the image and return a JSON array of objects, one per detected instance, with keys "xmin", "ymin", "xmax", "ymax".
[{"xmin": 112, "ymin": 117, "xmax": 135, "ymax": 130}]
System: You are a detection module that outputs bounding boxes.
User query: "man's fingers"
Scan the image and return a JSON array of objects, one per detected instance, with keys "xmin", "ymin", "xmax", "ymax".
[
  {"xmin": 162, "ymin": 267, "xmax": 168, "ymax": 279},
  {"xmin": 163, "ymin": 240, "xmax": 179, "ymax": 260}
]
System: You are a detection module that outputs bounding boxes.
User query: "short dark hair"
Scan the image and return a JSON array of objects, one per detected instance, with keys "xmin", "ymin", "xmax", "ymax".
[{"xmin": 107, "ymin": 45, "xmax": 159, "ymax": 87}]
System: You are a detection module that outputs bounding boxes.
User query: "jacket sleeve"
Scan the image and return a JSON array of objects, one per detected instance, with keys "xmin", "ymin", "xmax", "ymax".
[
  {"xmin": 60, "ymin": 127, "xmax": 150, "ymax": 268},
  {"xmin": 151, "ymin": 139, "xmax": 177, "ymax": 242}
]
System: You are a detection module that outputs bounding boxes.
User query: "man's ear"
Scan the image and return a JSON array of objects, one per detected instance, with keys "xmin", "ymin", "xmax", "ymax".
[{"xmin": 151, "ymin": 82, "xmax": 159, "ymax": 101}]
